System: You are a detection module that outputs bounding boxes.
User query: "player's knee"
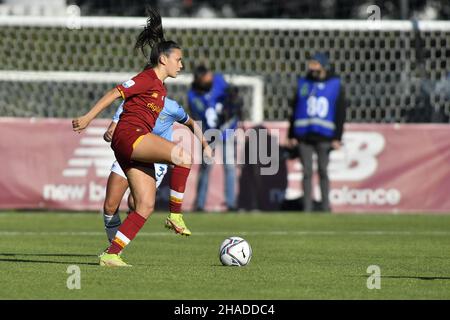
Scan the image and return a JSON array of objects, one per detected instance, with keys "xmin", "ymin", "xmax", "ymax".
[
  {"xmin": 127, "ymin": 194, "xmax": 136, "ymax": 211},
  {"xmin": 135, "ymin": 199, "xmax": 155, "ymax": 218},
  {"xmin": 103, "ymin": 201, "xmax": 118, "ymax": 215},
  {"xmin": 171, "ymin": 146, "xmax": 192, "ymax": 168},
  {"xmin": 181, "ymin": 150, "xmax": 192, "ymax": 168}
]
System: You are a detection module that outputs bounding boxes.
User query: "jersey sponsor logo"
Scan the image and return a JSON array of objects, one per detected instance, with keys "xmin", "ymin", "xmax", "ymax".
[
  {"xmin": 147, "ymin": 102, "xmax": 163, "ymax": 113},
  {"xmin": 122, "ymin": 79, "xmax": 135, "ymax": 88}
]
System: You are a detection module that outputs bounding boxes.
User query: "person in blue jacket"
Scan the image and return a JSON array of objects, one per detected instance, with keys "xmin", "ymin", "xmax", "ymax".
[
  {"xmin": 288, "ymin": 53, "xmax": 347, "ymax": 212},
  {"xmin": 188, "ymin": 65, "xmax": 241, "ymax": 211}
]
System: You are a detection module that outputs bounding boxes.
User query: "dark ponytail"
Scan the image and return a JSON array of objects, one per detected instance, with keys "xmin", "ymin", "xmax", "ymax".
[
  {"xmin": 135, "ymin": 7, "xmax": 165, "ymax": 56},
  {"xmin": 135, "ymin": 7, "xmax": 181, "ymax": 68}
]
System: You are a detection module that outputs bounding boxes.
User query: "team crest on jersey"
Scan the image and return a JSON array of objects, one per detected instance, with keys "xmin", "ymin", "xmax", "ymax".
[
  {"xmin": 122, "ymin": 79, "xmax": 135, "ymax": 88},
  {"xmin": 151, "ymin": 92, "xmax": 158, "ymax": 98},
  {"xmin": 300, "ymin": 83, "xmax": 309, "ymax": 96}
]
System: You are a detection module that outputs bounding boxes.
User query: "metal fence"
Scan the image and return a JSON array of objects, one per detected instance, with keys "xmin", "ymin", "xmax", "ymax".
[{"xmin": 0, "ymin": 17, "xmax": 449, "ymax": 122}]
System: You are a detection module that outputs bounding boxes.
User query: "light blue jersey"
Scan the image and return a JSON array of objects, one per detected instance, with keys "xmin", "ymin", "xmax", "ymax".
[{"xmin": 113, "ymin": 98, "xmax": 190, "ymax": 141}]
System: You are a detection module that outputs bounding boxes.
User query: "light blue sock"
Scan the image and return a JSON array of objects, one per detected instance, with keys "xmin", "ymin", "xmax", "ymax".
[{"xmin": 103, "ymin": 211, "xmax": 121, "ymax": 243}]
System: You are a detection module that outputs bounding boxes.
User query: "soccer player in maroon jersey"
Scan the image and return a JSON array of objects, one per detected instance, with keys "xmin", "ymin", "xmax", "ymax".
[{"xmin": 72, "ymin": 8, "xmax": 212, "ymax": 267}]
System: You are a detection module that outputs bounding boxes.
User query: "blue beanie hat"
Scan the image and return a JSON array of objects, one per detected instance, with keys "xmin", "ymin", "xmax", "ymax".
[{"xmin": 311, "ymin": 52, "xmax": 329, "ymax": 69}]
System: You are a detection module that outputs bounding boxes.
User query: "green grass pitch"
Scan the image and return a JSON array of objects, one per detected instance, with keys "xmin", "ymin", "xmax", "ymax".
[{"xmin": 1, "ymin": 211, "xmax": 450, "ymax": 299}]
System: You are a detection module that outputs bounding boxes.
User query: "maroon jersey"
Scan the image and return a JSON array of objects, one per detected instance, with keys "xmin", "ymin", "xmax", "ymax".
[
  {"xmin": 112, "ymin": 68, "xmax": 167, "ymax": 173},
  {"xmin": 116, "ymin": 68, "xmax": 166, "ymax": 132}
]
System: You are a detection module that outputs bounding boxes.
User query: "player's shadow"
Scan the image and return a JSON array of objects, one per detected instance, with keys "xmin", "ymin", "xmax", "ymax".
[
  {"xmin": 0, "ymin": 252, "xmax": 98, "ymax": 266},
  {"xmin": 358, "ymin": 274, "xmax": 450, "ymax": 281},
  {"xmin": 381, "ymin": 275, "xmax": 450, "ymax": 281},
  {"xmin": 0, "ymin": 252, "xmax": 96, "ymax": 258}
]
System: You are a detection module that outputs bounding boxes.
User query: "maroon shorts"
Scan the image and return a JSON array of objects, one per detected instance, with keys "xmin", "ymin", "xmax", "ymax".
[{"xmin": 111, "ymin": 123, "xmax": 155, "ymax": 178}]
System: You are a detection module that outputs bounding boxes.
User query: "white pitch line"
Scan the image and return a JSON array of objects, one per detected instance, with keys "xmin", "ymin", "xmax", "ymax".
[{"xmin": 1, "ymin": 230, "xmax": 450, "ymax": 237}]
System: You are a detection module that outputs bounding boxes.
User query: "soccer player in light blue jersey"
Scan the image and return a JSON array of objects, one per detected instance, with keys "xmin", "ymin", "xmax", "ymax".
[{"xmin": 102, "ymin": 98, "xmax": 212, "ymax": 244}]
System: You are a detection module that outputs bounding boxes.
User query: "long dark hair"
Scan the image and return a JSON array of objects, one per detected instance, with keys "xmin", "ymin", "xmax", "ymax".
[{"xmin": 135, "ymin": 7, "xmax": 181, "ymax": 68}]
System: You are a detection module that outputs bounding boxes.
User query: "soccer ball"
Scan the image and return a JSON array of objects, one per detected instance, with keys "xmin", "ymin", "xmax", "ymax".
[{"xmin": 219, "ymin": 236, "xmax": 252, "ymax": 266}]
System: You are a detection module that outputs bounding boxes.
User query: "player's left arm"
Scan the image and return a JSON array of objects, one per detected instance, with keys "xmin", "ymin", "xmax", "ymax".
[
  {"xmin": 104, "ymin": 101, "xmax": 124, "ymax": 142},
  {"xmin": 172, "ymin": 101, "xmax": 213, "ymax": 160},
  {"xmin": 103, "ymin": 121, "xmax": 117, "ymax": 142},
  {"xmin": 183, "ymin": 117, "xmax": 213, "ymax": 159}
]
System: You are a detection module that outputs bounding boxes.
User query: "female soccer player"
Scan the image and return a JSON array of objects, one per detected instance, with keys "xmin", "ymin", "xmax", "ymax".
[
  {"xmin": 102, "ymin": 98, "xmax": 211, "ymax": 244},
  {"xmin": 72, "ymin": 8, "xmax": 211, "ymax": 267}
]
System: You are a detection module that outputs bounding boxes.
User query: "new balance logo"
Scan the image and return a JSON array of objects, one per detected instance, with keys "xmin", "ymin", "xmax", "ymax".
[
  {"xmin": 285, "ymin": 131, "xmax": 395, "ymax": 206},
  {"xmin": 288, "ymin": 131, "xmax": 385, "ymax": 182},
  {"xmin": 63, "ymin": 127, "xmax": 115, "ymax": 178}
]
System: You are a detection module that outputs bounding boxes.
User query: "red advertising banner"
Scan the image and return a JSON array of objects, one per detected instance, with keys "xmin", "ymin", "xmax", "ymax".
[{"xmin": 0, "ymin": 118, "xmax": 449, "ymax": 213}]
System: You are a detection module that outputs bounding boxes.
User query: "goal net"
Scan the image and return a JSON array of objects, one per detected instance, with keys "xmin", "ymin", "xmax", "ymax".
[{"xmin": 0, "ymin": 17, "xmax": 449, "ymax": 122}]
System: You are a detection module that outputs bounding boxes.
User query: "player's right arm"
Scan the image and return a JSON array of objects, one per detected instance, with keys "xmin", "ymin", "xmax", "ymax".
[
  {"xmin": 73, "ymin": 72, "xmax": 150, "ymax": 133},
  {"xmin": 72, "ymin": 88, "xmax": 122, "ymax": 133}
]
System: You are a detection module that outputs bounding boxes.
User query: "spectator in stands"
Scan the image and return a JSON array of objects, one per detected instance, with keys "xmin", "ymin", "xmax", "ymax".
[
  {"xmin": 288, "ymin": 53, "xmax": 347, "ymax": 212},
  {"xmin": 188, "ymin": 65, "xmax": 242, "ymax": 211}
]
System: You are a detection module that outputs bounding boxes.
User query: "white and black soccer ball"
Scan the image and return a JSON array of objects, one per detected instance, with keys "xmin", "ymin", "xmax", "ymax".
[{"xmin": 219, "ymin": 236, "xmax": 252, "ymax": 266}]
